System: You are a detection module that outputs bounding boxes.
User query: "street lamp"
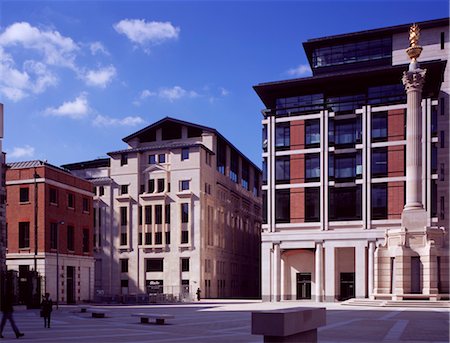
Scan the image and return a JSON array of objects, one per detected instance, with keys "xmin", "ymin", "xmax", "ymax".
[{"xmin": 56, "ymin": 221, "xmax": 64, "ymax": 309}]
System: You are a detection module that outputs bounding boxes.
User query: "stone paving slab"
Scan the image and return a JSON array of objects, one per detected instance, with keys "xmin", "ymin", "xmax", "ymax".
[{"xmin": 0, "ymin": 301, "xmax": 447, "ymax": 342}]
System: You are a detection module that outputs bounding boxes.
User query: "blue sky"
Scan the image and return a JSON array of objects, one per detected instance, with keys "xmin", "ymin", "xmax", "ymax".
[{"xmin": 0, "ymin": 0, "xmax": 448, "ymax": 166}]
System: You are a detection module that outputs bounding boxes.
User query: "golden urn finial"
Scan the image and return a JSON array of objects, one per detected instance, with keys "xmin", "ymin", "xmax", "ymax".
[{"xmin": 406, "ymin": 23, "xmax": 423, "ymax": 62}]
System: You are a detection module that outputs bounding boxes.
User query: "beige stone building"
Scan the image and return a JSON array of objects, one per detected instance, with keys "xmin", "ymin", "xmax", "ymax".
[
  {"xmin": 254, "ymin": 18, "xmax": 448, "ymax": 302},
  {"xmin": 63, "ymin": 117, "xmax": 262, "ymax": 300}
]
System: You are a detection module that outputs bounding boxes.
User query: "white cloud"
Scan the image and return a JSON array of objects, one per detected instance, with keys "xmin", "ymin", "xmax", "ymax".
[
  {"xmin": 114, "ymin": 19, "xmax": 179, "ymax": 51},
  {"xmin": 8, "ymin": 145, "xmax": 35, "ymax": 159},
  {"xmin": 89, "ymin": 41, "xmax": 109, "ymax": 56},
  {"xmin": 158, "ymin": 86, "xmax": 198, "ymax": 102},
  {"xmin": 0, "ymin": 21, "xmax": 78, "ymax": 68},
  {"xmin": 82, "ymin": 65, "xmax": 116, "ymax": 88},
  {"xmin": 140, "ymin": 89, "xmax": 156, "ymax": 99},
  {"xmin": 219, "ymin": 87, "xmax": 229, "ymax": 96},
  {"xmin": 286, "ymin": 64, "xmax": 312, "ymax": 77},
  {"xmin": 92, "ymin": 114, "xmax": 145, "ymax": 127},
  {"xmin": 44, "ymin": 93, "xmax": 90, "ymax": 119}
]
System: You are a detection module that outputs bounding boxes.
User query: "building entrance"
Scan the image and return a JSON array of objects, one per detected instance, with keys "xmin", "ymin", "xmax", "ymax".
[
  {"xmin": 339, "ymin": 272, "xmax": 355, "ymax": 300},
  {"xmin": 411, "ymin": 257, "xmax": 422, "ymax": 294},
  {"xmin": 66, "ymin": 266, "xmax": 75, "ymax": 304},
  {"xmin": 296, "ymin": 273, "xmax": 312, "ymax": 299}
]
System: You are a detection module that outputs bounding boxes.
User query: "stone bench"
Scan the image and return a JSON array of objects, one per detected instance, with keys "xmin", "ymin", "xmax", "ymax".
[
  {"xmin": 78, "ymin": 305, "xmax": 91, "ymax": 313},
  {"xmin": 131, "ymin": 313, "xmax": 174, "ymax": 325},
  {"xmin": 91, "ymin": 309, "xmax": 109, "ymax": 318},
  {"xmin": 251, "ymin": 307, "xmax": 326, "ymax": 342}
]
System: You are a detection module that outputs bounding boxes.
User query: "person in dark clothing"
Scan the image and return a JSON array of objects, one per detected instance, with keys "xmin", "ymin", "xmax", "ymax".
[
  {"xmin": 196, "ymin": 288, "xmax": 201, "ymax": 301},
  {"xmin": 0, "ymin": 294, "xmax": 24, "ymax": 339},
  {"xmin": 40, "ymin": 293, "xmax": 53, "ymax": 328}
]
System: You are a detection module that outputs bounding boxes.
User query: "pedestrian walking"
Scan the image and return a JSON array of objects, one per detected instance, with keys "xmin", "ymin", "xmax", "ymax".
[
  {"xmin": 40, "ymin": 293, "xmax": 53, "ymax": 328},
  {"xmin": 196, "ymin": 288, "xmax": 201, "ymax": 301},
  {"xmin": 0, "ymin": 293, "xmax": 24, "ymax": 339}
]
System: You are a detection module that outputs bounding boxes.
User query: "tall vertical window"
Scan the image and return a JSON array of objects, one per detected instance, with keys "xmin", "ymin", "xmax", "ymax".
[
  {"xmin": 149, "ymin": 154, "xmax": 156, "ymax": 164},
  {"xmin": 120, "ymin": 185, "xmax": 128, "ymax": 195},
  {"xmin": 138, "ymin": 206, "xmax": 142, "ymax": 225},
  {"xmin": 305, "ymin": 119, "xmax": 320, "ymax": 146},
  {"xmin": 181, "ymin": 258, "xmax": 190, "ymax": 272},
  {"xmin": 181, "ymin": 148, "xmax": 190, "ymax": 161},
  {"xmin": 305, "ymin": 154, "xmax": 320, "ymax": 180},
  {"xmin": 241, "ymin": 161, "xmax": 249, "ymax": 190},
  {"xmin": 305, "ymin": 187, "xmax": 320, "ymax": 222},
  {"xmin": 441, "ymin": 31, "xmax": 445, "ymax": 50},
  {"xmin": 120, "ymin": 259, "xmax": 129, "ymax": 273},
  {"xmin": 148, "ymin": 179, "xmax": 155, "ymax": 193},
  {"xmin": 372, "ymin": 112, "xmax": 388, "ymax": 141},
  {"xmin": 120, "ymin": 232, "xmax": 127, "ymax": 246},
  {"xmin": 49, "ymin": 188, "xmax": 58, "ymax": 204},
  {"xmin": 120, "ymin": 153, "xmax": 128, "ymax": 166},
  {"xmin": 181, "ymin": 203, "xmax": 189, "ymax": 223},
  {"xmin": 372, "ymin": 183, "xmax": 387, "ymax": 219},
  {"xmin": 82, "ymin": 228, "xmax": 89, "ymax": 253},
  {"xmin": 18, "ymin": 222, "xmax": 30, "ymax": 248},
  {"xmin": 99, "ymin": 186, "xmax": 105, "ymax": 196},
  {"xmin": 371, "ymin": 148, "xmax": 388, "ymax": 177},
  {"xmin": 145, "ymin": 205, "xmax": 152, "ymax": 224},
  {"xmin": 50, "ymin": 222, "xmax": 58, "ymax": 249},
  {"xmin": 334, "ymin": 117, "xmax": 362, "ymax": 146},
  {"xmin": 68, "ymin": 193, "xmax": 75, "ymax": 208},
  {"xmin": 275, "ymin": 189, "xmax": 290, "ymax": 223},
  {"xmin": 440, "ymin": 131, "xmax": 445, "ymax": 148},
  {"xmin": 158, "ymin": 154, "xmax": 166, "ymax": 163},
  {"xmin": 440, "ymin": 196, "xmax": 445, "ymax": 220},
  {"xmin": 82, "ymin": 198, "xmax": 90, "ymax": 212},
  {"xmin": 157, "ymin": 179, "xmax": 165, "ymax": 193},
  {"xmin": 216, "ymin": 139, "xmax": 226, "ymax": 174},
  {"xmin": 275, "ymin": 123, "xmax": 290, "ymax": 150},
  {"xmin": 19, "ymin": 187, "xmax": 29, "ymax": 203},
  {"xmin": 230, "ymin": 150, "xmax": 239, "ymax": 183},
  {"xmin": 253, "ymin": 169, "xmax": 260, "ymax": 197},
  {"xmin": 120, "ymin": 207, "xmax": 127, "ymax": 226},
  {"xmin": 67, "ymin": 225, "xmax": 74, "ymax": 251},
  {"xmin": 165, "ymin": 204, "xmax": 171, "ymax": 224},
  {"xmin": 155, "ymin": 205, "xmax": 163, "ymax": 225},
  {"xmin": 275, "ymin": 156, "xmax": 290, "ymax": 183},
  {"xmin": 329, "ymin": 186, "xmax": 362, "ymax": 221}
]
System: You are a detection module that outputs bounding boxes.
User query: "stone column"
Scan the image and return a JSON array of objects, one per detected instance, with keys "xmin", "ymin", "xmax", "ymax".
[
  {"xmin": 355, "ymin": 245, "xmax": 367, "ymax": 298},
  {"xmin": 402, "ymin": 68, "xmax": 426, "ymax": 211},
  {"xmin": 315, "ymin": 242, "xmax": 323, "ymax": 302},
  {"xmin": 324, "ymin": 246, "xmax": 336, "ymax": 302},
  {"xmin": 368, "ymin": 241, "xmax": 375, "ymax": 299},
  {"xmin": 272, "ymin": 242, "xmax": 281, "ymax": 302}
]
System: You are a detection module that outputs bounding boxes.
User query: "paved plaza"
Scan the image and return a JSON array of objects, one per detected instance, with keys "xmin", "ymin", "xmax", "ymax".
[{"xmin": 0, "ymin": 301, "xmax": 448, "ymax": 342}]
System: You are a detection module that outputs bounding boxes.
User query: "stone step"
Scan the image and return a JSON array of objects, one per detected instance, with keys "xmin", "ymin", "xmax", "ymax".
[{"xmin": 341, "ymin": 298, "xmax": 450, "ymax": 308}]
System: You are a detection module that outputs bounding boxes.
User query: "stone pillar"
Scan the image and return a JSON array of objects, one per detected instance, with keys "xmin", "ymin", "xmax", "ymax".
[
  {"xmin": 315, "ymin": 242, "xmax": 323, "ymax": 302},
  {"xmin": 368, "ymin": 241, "xmax": 375, "ymax": 299},
  {"xmin": 324, "ymin": 246, "xmax": 335, "ymax": 302},
  {"xmin": 272, "ymin": 243, "xmax": 281, "ymax": 302},
  {"xmin": 261, "ymin": 242, "xmax": 272, "ymax": 302},
  {"xmin": 402, "ymin": 68, "xmax": 426, "ymax": 212},
  {"xmin": 355, "ymin": 245, "xmax": 367, "ymax": 298}
]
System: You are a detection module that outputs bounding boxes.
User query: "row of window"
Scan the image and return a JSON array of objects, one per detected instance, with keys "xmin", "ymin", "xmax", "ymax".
[
  {"xmin": 120, "ymin": 148, "xmax": 190, "ymax": 167},
  {"xmin": 119, "ymin": 257, "xmax": 191, "ymax": 273},
  {"xmin": 19, "ymin": 187, "xmax": 90, "ymax": 212}
]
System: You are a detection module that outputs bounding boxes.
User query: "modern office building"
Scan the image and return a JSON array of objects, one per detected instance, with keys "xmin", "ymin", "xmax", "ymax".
[
  {"xmin": 63, "ymin": 117, "xmax": 262, "ymax": 300},
  {"xmin": 254, "ymin": 18, "xmax": 448, "ymax": 302},
  {"xmin": 6, "ymin": 160, "xmax": 95, "ymax": 304}
]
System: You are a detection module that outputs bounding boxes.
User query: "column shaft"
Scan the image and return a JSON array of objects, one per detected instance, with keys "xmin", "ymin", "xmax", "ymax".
[
  {"xmin": 368, "ymin": 242, "xmax": 375, "ymax": 299},
  {"xmin": 315, "ymin": 243, "xmax": 323, "ymax": 302},
  {"xmin": 324, "ymin": 246, "xmax": 335, "ymax": 302}
]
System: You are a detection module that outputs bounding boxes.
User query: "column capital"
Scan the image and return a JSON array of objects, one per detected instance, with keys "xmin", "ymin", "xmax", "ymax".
[{"xmin": 402, "ymin": 68, "xmax": 427, "ymax": 93}]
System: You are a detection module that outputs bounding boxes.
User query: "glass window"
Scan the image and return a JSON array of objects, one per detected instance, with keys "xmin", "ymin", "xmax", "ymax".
[
  {"xmin": 305, "ymin": 187, "xmax": 320, "ymax": 222},
  {"xmin": 120, "ymin": 232, "xmax": 127, "ymax": 246},
  {"xmin": 49, "ymin": 188, "xmax": 58, "ymax": 204},
  {"xmin": 216, "ymin": 139, "xmax": 226, "ymax": 174},
  {"xmin": 372, "ymin": 112, "xmax": 388, "ymax": 141},
  {"xmin": 181, "ymin": 148, "xmax": 189, "ymax": 161},
  {"xmin": 334, "ymin": 117, "xmax": 362, "ymax": 145},
  {"xmin": 329, "ymin": 186, "xmax": 362, "ymax": 221},
  {"xmin": 275, "ymin": 189, "xmax": 290, "ymax": 223},
  {"xmin": 120, "ymin": 184, "xmax": 128, "ymax": 195},
  {"xmin": 181, "ymin": 203, "xmax": 189, "ymax": 223},
  {"xmin": 275, "ymin": 156, "xmax": 290, "ymax": 183},
  {"xmin": 230, "ymin": 150, "xmax": 239, "ymax": 183},
  {"xmin": 145, "ymin": 205, "xmax": 152, "ymax": 224},
  {"xmin": 146, "ymin": 258, "xmax": 163, "ymax": 272},
  {"xmin": 145, "ymin": 232, "xmax": 152, "ymax": 245},
  {"xmin": 50, "ymin": 222, "xmax": 57, "ymax": 249},
  {"xmin": 275, "ymin": 123, "xmax": 290, "ymax": 150},
  {"xmin": 120, "ymin": 153, "xmax": 128, "ymax": 166},
  {"xmin": 120, "ymin": 207, "xmax": 127, "ymax": 226},
  {"xmin": 181, "ymin": 258, "xmax": 190, "ymax": 272},
  {"xmin": 305, "ymin": 154, "xmax": 320, "ymax": 180},
  {"xmin": 155, "ymin": 205, "xmax": 163, "ymax": 225},
  {"xmin": 67, "ymin": 225, "xmax": 74, "ymax": 251},
  {"xmin": 371, "ymin": 148, "xmax": 387, "ymax": 177},
  {"xmin": 68, "ymin": 193, "xmax": 75, "ymax": 208},
  {"xmin": 148, "ymin": 179, "xmax": 155, "ymax": 193},
  {"xmin": 334, "ymin": 153, "xmax": 360, "ymax": 180},
  {"xmin": 368, "ymin": 85, "xmax": 405, "ymax": 106},
  {"xmin": 18, "ymin": 222, "xmax": 30, "ymax": 248},
  {"xmin": 157, "ymin": 179, "xmax": 165, "ymax": 193},
  {"xmin": 180, "ymin": 180, "xmax": 190, "ymax": 191},
  {"xmin": 181, "ymin": 230, "xmax": 189, "ymax": 244},
  {"xmin": 276, "ymin": 93, "xmax": 324, "ymax": 115},
  {"xmin": 372, "ymin": 183, "xmax": 387, "ymax": 219},
  {"xmin": 82, "ymin": 228, "xmax": 89, "ymax": 253},
  {"xmin": 149, "ymin": 154, "xmax": 156, "ymax": 164},
  {"xmin": 158, "ymin": 154, "xmax": 166, "ymax": 163},
  {"xmin": 305, "ymin": 119, "xmax": 320, "ymax": 146},
  {"xmin": 20, "ymin": 187, "xmax": 29, "ymax": 203}
]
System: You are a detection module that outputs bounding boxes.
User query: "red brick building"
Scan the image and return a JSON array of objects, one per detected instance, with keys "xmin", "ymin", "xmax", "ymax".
[{"xmin": 6, "ymin": 161, "xmax": 94, "ymax": 304}]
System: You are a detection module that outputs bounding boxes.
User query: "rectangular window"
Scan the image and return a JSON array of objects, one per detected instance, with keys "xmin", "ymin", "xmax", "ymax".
[
  {"xmin": 181, "ymin": 203, "xmax": 189, "ymax": 223},
  {"xmin": 155, "ymin": 205, "xmax": 163, "ymax": 225},
  {"xmin": 372, "ymin": 183, "xmax": 388, "ymax": 219},
  {"xmin": 157, "ymin": 179, "xmax": 165, "ymax": 193},
  {"xmin": 329, "ymin": 185, "xmax": 362, "ymax": 221},
  {"xmin": 372, "ymin": 112, "xmax": 388, "ymax": 141},
  {"xmin": 165, "ymin": 231, "xmax": 171, "ymax": 244},
  {"xmin": 120, "ymin": 259, "xmax": 128, "ymax": 273},
  {"xmin": 440, "ymin": 98, "xmax": 445, "ymax": 116},
  {"xmin": 146, "ymin": 258, "xmax": 163, "ymax": 272},
  {"xmin": 145, "ymin": 232, "xmax": 152, "ymax": 245},
  {"xmin": 120, "ymin": 153, "xmax": 128, "ymax": 166},
  {"xmin": 275, "ymin": 123, "xmax": 290, "ymax": 150},
  {"xmin": 230, "ymin": 150, "xmax": 239, "ymax": 183},
  {"xmin": 275, "ymin": 189, "xmax": 290, "ymax": 223},
  {"xmin": 305, "ymin": 153, "xmax": 320, "ymax": 180},
  {"xmin": 120, "ymin": 207, "xmax": 127, "ymax": 226},
  {"xmin": 82, "ymin": 198, "xmax": 89, "ymax": 212},
  {"xmin": 155, "ymin": 232, "xmax": 162, "ymax": 245},
  {"xmin": 205, "ymin": 152, "xmax": 212, "ymax": 166},
  {"xmin": 68, "ymin": 193, "xmax": 75, "ymax": 208},
  {"xmin": 120, "ymin": 185, "xmax": 128, "ymax": 195},
  {"xmin": 275, "ymin": 156, "xmax": 290, "ymax": 183},
  {"xmin": 121, "ymin": 279, "xmax": 129, "ymax": 288},
  {"xmin": 181, "ymin": 148, "xmax": 189, "ymax": 161},
  {"xmin": 371, "ymin": 148, "xmax": 388, "ymax": 177},
  {"xmin": 82, "ymin": 228, "xmax": 89, "ymax": 253},
  {"xmin": 49, "ymin": 188, "xmax": 58, "ymax": 204},
  {"xmin": 19, "ymin": 187, "xmax": 29, "ymax": 203},
  {"xmin": 67, "ymin": 225, "xmax": 74, "ymax": 251},
  {"xmin": 334, "ymin": 117, "xmax": 362, "ymax": 146},
  {"xmin": 305, "ymin": 119, "xmax": 320, "ymax": 146},
  {"xmin": 158, "ymin": 154, "xmax": 166, "ymax": 163},
  {"xmin": 241, "ymin": 161, "xmax": 249, "ymax": 190},
  {"xmin": 441, "ymin": 31, "xmax": 445, "ymax": 50},
  {"xmin": 145, "ymin": 205, "xmax": 152, "ymax": 224},
  {"xmin": 180, "ymin": 180, "xmax": 190, "ymax": 191},
  {"xmin": 120, "ymin": 232, "xmax": 127, "ymax": 246},
  {"xmin": 50, "ymin": 222, "xmax": 57, "ymax": 249},
  {"xmin": 148, "ymin": 179, "xmax": 155, "ymax": 193},
  {"xmin": 440, "ymin": 196, "xmax": 445, "ymax": 220},
  {"xmin": 149, "ymin": 154, "xmax": 156, "ymax": 164},
  {"xmin": 334, "ymin": 152, "xmax": 362, "ymax": 180},
  {"xmin": 18, "ymin": 222, "xmax": 30, "ymax": 248},
  {"xmin": 164, "ymin": 204, "xmax": 171, "ymax": 224},
  {"xmin": 181, "ymin": 258, "xmax": 190, "ymax": 272},
  {"xmin": 181, "ymin": 230, "xmax": 189, "ymax": 244},
  {"xmin": 99, "ymin": 186, "xmax": 105, "ymax": 196},
  {"xmin": 216, "ymin": 139, "xmax": 226, "ymax": 174},
  {"xmin": 305, "ymin": 187, "xmax": 320, "ymax": 222}
]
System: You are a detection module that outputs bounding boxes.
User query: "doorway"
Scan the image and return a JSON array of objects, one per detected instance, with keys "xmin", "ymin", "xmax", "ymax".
[
  {"xmin": 66, "ymin": 266, "xmax": 75, "ymax": 304},
  {"xmin": 296, "ymin": 273, "xmax": 312, "ymax": 300},
  {"xmin": 411, "ymin": 256, "xmax": 422, "ymax": 294},
  {"xmin": 340, "ymin": 272, "xmax": 355, "ymax": 300}
]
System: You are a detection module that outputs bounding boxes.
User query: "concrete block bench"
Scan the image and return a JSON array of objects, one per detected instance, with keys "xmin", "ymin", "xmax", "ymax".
[
  {"xmin": 78, "ymin": 305, "xmax": 91, "ymax": 313},
  {"xmin": 131, "ymin": 313, "xmax": 174, "ymax": 325},
  {"xmin": 251, "ymin": 307, "xmax": 326, "ymax": 342},
  {"xmin": 91, "ymin": 310, "xmax": 109, "ymax": 318}
]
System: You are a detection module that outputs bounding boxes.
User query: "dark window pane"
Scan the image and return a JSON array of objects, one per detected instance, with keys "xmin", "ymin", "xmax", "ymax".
[
  {"xmin": 275, "ymin": 189, "xmax": 290, "ymax": 223},
  {"xmin": 372, "ymin": 183, "xmax": 387, "ymax": 219},
  {"xmin": 146, "ymin": 258, "xmax": 163, "ymax": 272},
  {"xmin": 371, "ymin": 148, "xmax": 388, "ymax": 177},
  {"xmin": 305, "ymin": 187, "xmax": 320, "ymax": 222}
]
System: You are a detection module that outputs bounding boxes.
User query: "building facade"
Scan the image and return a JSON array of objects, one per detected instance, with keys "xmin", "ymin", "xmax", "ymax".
[
  {"xmin": 63, "ymin": 117, "xmax": 262, "ymax": 300},
  {"xmin": 0, "ymin": 104, "xmax": 6, "ymax": 275},
  {"xmin": 254, "ymin": 18, "xmax": 449, "ymax": 302},
  {"xmin": 6, "ymin": 161, "xmax": 95, "ymax": 304}
]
